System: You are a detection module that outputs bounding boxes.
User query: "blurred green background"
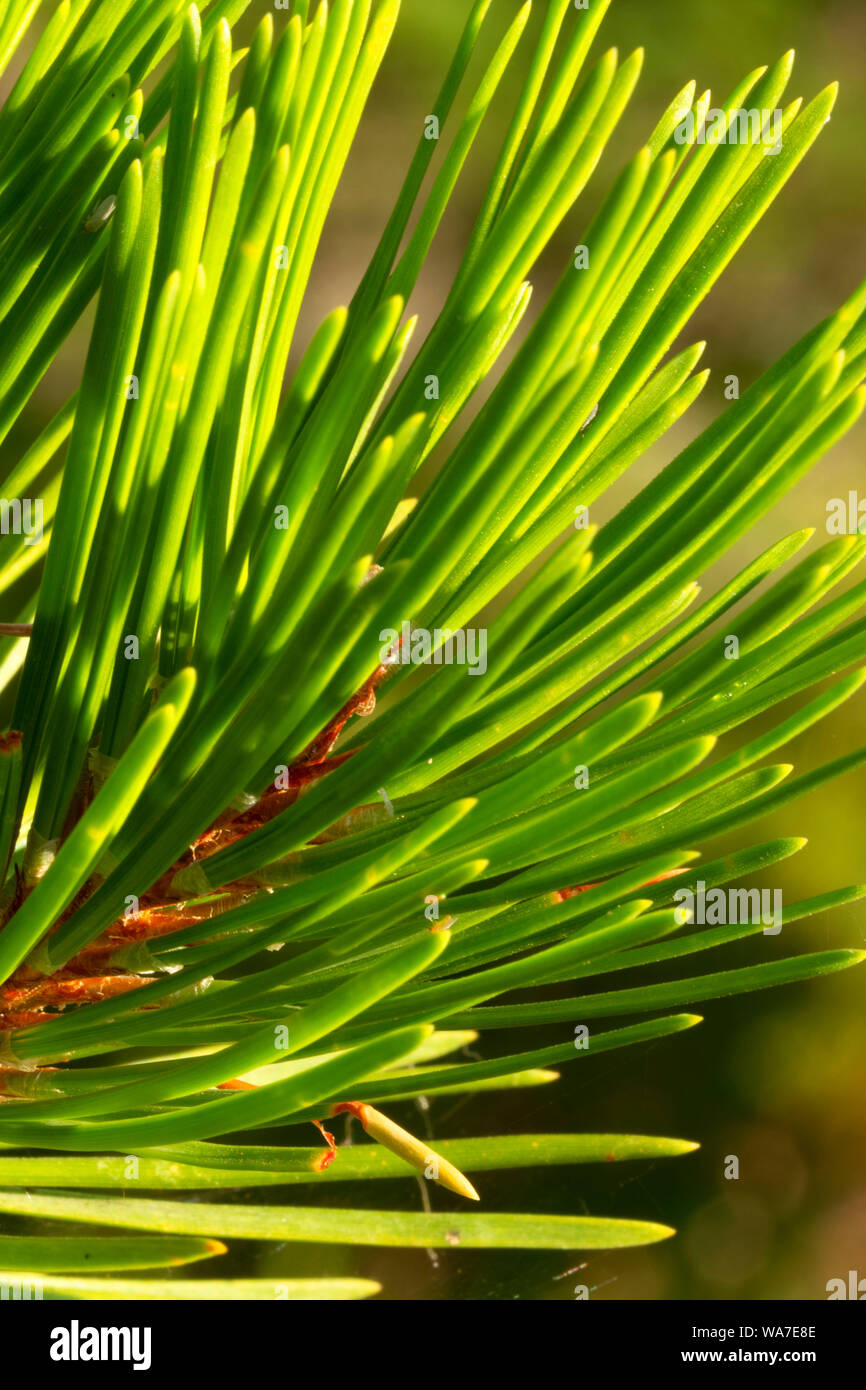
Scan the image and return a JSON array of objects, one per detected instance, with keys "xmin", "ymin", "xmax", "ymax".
[{"xmin": 4, "ymin": 0, "xmax": 866, "ymax": 1300}]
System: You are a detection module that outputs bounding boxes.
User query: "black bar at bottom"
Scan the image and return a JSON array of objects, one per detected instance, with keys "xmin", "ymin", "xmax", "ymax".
[{"xmin": 0, "ymin": 1297, "xmax": 861, "ymax": 1375}]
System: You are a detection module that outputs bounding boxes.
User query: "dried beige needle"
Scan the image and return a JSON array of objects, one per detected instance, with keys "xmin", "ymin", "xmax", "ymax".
[{"xmin": 331, "ymin": 1101, "xmax": 480, "ymax": 1201}]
